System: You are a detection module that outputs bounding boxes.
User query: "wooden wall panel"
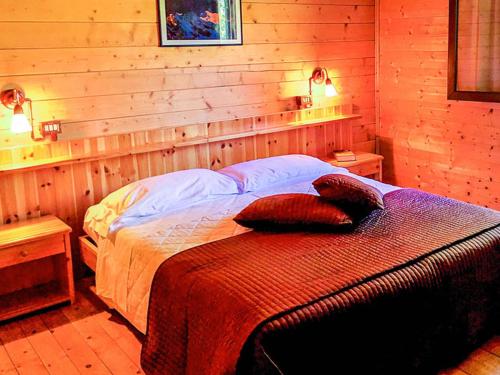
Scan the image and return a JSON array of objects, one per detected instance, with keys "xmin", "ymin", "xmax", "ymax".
[
  {"xmin": 0, "ymin": 107, "xmax": 359, "ymax": 228},
  {"xmin": 378, "ymin": 0, "xmax": 500, "ymax": 210},
  {"xmin": 0, "ymin": 0, "xmax": 376, "ymax": 250},
  {"xmin": 0, "ymin": 0, "xmax": 375, "ymax": 152}
]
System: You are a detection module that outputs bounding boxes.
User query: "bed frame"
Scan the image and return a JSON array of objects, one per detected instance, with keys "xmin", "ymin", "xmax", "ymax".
[{"xmin": 79, "ymin": 235, "xmax": 97, "ymax": 272}]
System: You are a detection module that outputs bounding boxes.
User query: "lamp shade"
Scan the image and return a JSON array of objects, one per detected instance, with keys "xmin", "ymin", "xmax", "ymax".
[
  {"xmin": 11, "ymin": 104, "xmax": 32, "ymax": 134},
  {"xmin": 325, "ymin": 78, "xmax": 338, "ymax": 97}
]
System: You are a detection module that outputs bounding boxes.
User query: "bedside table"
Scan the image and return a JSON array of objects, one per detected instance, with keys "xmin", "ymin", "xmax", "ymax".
[
  {"xmin": 0, "ymin": 215, "xmax": 74, "ymax": 322},
  {"xmin": 324, "ymin": 152, "xmax": 384, "ymax": 181}
]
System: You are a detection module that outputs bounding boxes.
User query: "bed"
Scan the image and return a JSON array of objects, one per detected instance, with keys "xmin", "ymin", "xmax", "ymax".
[{"xmin": 80, "ymin": 156, "xmax": 499, "ymax": 374}]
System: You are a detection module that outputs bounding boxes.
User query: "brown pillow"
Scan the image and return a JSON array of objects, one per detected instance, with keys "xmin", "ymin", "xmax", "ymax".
[
  {"xmin": 234, "ymin": 193, "xmax": 352, "ymax": 230},
  {"xmin": 313, "ymin": 174, "xmax": 384, "ymax": 219}
]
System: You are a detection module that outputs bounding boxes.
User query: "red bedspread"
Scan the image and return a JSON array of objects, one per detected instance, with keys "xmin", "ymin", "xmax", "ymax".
[{"xmin": 141, "ymin": 189, "xmax": 500, "ymax": 374}]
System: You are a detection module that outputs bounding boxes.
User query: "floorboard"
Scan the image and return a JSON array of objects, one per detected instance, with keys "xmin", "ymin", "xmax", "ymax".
[
  {"xmin": 18, "ymin": 316, "xmax": 80, "ymax": 375},
  {"xmin": 0, "ymin": 280, "xmax": 498, "ymax": 374},
  {"xmin": 0, "ymin": 322, "xmax": 49, "ymax": 375}
]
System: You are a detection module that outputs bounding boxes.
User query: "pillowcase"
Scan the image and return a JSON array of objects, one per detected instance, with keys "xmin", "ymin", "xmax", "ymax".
[
  {"xmin": 234, "ymin": 193, "xmax": 352, "ymax": 230},
  {"xmin": 217, "ymin": 154, "xmax": 340, "ymax": 193},
  {"xmin": 313, "ymin": 174, "xmax": 384, "ymax": 219},
  {"xmin": 84, "ymin": 169, "xmax": 239, "ymax": 237}
]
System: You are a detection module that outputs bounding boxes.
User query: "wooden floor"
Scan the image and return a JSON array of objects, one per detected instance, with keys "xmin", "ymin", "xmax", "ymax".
[{"xmin": 0, "ymin": 281, "xmax": 499, "ymax": 375}]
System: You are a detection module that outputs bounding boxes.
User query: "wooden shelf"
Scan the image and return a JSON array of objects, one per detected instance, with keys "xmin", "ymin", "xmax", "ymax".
[
  {"xmin": 0, "ymin": 113, "xmax": 361, "ymax": 175},
  {"xmin": 0, "ymin": 280, "xmax": 70, "ymax": 322},
  {"xmin": 287, "ymin": 114, "xmax": 361, "ymax": 126}
]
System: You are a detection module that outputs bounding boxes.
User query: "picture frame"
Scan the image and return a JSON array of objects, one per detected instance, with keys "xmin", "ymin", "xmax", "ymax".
[{"xmin": 158, "ymin": 0, "xmax": 243, "ymax": 47}]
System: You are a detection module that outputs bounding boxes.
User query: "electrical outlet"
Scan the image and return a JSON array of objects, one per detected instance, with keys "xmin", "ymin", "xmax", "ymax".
[
  {"xmin": 40, "ymin": 120, "xmax": 62, "ymax": 141},
  {"xmin": 296, "ymin": 95, "xmax": 313, "ymax": 110}
]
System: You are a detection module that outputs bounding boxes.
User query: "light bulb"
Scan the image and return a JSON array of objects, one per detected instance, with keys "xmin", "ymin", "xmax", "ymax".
[
  {"xmin": 325, "ymin": 79, "xmax": 338, "ymax": 97},
  {"xmin": 11, "ymin": 104, "xmax": 32, "ymax": 134}
]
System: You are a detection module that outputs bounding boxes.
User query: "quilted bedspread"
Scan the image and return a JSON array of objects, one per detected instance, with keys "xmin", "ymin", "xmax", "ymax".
[
  {"xmin": 141, "ymin": 189, "xmax": 500, "ymax": 375},
  {"xmin": 93, "ymin": 172, "xmax": 396, "ymax": 333}
]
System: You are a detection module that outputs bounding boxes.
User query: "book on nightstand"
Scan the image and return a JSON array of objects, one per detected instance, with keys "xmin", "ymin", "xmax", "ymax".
[{"xmin": 334, "ymin": 150, "xmax": 356, "ymax": 162}]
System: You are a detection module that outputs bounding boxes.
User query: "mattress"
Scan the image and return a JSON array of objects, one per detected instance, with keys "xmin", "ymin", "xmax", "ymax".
[{"xmin": 92, "ymin": 170, "xmax": 400, "ymax": 333}]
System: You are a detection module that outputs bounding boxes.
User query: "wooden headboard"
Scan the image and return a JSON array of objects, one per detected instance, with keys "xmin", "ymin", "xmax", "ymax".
[{"xmin": 0, "ymin": 105, "xmax": 360, "ymax": 238}]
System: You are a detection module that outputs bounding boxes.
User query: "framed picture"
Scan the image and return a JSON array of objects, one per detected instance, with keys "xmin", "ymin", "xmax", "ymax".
[{"xmin": 158, "ymin": 0, "xmax": 242, "ymax": 47}]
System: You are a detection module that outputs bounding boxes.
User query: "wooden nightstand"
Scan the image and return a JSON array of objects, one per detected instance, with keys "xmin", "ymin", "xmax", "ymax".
[
  {"xmin": 323, "ymin": 152, "xmax": 384, "ymax": 181},
  {"xmin": 0, "ymin": 215, "xmax": 74, "ymax": 322}
]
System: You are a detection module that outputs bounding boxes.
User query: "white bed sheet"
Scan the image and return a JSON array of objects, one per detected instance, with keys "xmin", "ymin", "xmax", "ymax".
[{"xmin": 94, "ymin": 171, "xmax": 400, "ymax": 333}]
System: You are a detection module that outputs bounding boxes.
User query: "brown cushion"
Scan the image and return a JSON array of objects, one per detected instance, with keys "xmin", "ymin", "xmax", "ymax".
[
  {"xmin": 313, "ymin": 174, "xmax": 384, "ymax": 218},
  {"xmin": 234, "ymin": 193, "xmax": 352, "ymax": 230}
]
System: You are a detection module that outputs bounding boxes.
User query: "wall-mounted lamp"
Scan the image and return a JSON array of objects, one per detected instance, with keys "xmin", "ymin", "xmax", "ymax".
[
  {"xmin": 309, "ymin": 67, "xmax": 338, "ymax": 98},
  {"xmin": 297, "ymin": 67, "xmax": 339, "ymax": 109},
  {"xmin": 1, "ymin": 88, "xmax": 33, "ymax": 134},
  {"xmin": 1, "ymin": 87, "xmax": 62, "ymax": 141}
]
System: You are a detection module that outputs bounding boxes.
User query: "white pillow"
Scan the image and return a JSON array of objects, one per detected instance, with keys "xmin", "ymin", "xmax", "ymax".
[
  {"xmin": 217, "ymin": 154, "xmax": 339, "ymax": 193},
  {"xmin": 84, "ymin": 168, "xmax": 238, "ymax": 237}
]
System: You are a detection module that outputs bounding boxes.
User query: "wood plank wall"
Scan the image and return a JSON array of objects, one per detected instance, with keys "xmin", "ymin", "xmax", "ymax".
[
  {"xmin": 0, "ymin": 1, "xmax": 376, "ymax": 235},
  {"xmin": 378, "ymin": 0, "xmax": 500, "ymax": 210},
  {"xmin": 0, "ymin": 0, "xmax": 376, "ymax": 149},
  {"xmin": 0, "ymin": 106, "xmax": 355, "ymax": 228}
]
